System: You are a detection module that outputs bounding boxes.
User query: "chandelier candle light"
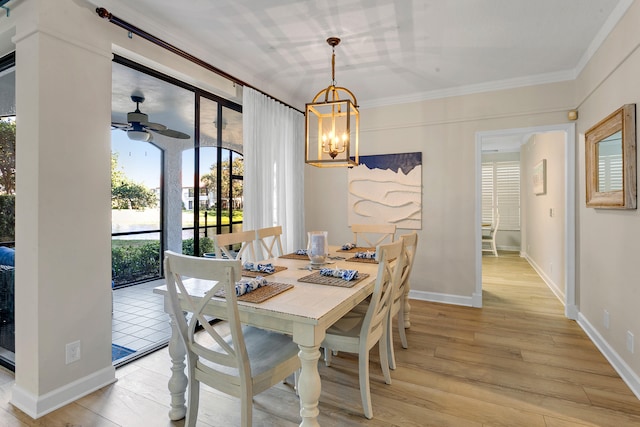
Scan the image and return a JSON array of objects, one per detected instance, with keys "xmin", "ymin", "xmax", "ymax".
[{"xmin": 305, "ymin": 37, "xmax": 359, "ymax": 167}]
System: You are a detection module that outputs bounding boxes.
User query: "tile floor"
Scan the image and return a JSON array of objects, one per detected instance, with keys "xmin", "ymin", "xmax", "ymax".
[{"xmin": 112, "ymin": 279, "xmax": 171, "ymax": 363}]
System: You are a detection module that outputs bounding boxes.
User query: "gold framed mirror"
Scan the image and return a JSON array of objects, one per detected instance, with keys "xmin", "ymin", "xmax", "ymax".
[{"xmin": 585, "ymin": 104, "xmax": 636, "ymax": 209}]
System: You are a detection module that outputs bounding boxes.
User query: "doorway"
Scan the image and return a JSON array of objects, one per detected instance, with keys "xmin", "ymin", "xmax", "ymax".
[{"xmin": 474, "ymin": 123, "xmax": 576, "ymax": 319}]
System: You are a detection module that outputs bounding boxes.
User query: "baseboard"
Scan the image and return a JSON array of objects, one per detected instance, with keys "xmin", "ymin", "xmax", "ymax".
[
  {"xmin": 496, "ymin": 245, "xmax": 520, "ymax": 252},
  {"xmin": 11, "ymin": 365, "xmax": 116, "ymax": 419},
  {"xmin": 524, "ymin": 254, "xmax": 565, "ymax": 305},
  {"xmin": 577, "ymin": 313, "xmax": 640, "ymax": 400},
  {"xmin": 409, "ymin": 289, "xmax": 475, "ymax": 307}
]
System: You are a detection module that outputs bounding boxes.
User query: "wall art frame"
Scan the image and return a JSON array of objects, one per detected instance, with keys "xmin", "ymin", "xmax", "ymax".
[
  {"xmin": 585, "ymin": 104, "xmax": 636, "ymax": 209},
  {"xmin": 532, "ymin": 159, "xmax": 547, "ymax": 195}
]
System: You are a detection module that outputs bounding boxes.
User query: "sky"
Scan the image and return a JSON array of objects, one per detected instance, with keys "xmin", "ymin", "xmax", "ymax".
[{"xmin": 112, "ymin": 130, "xmax": 222, "ymax": 189}]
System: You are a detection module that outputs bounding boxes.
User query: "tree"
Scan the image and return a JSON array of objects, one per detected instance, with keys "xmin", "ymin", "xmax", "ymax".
[
  {"xmin": 200, "ymin": 157, "xmax": 243, "ymax": 208},
  {"xmin": 0, "ymin": 120, "xmax": 16, "ymax": 195},
  {"xmin": 111, "ymin": 152, "xmax": 158, "ymax": 209}
]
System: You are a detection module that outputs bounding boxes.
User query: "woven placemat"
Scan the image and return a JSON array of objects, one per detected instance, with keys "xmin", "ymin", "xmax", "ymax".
[
  {"xmin": 279, "ymin": 253, "xmax": 311, "ymax": 260},
  {"xmin": 214, "ymin": 282, "xmax": 293, "ymax": 303},
  {"xmin": 298, "ymin": 272, "xmax": 370, "ymax": 288},
  {"xmin": 337, "ymin": 246, "xmax": 376, "ymax": 253},
  {"xmin": 345, "ymin": 257, "xmax": 378, "ymax": 264},
  {"xmin": 242, "ymin": 266, "xmax": 287, "ymax": 278}
]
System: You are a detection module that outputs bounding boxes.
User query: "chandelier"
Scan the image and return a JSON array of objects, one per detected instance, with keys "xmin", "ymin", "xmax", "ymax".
[{"xmin": 305, "ymin": 37, "xmax": 359, "ymax": 167}]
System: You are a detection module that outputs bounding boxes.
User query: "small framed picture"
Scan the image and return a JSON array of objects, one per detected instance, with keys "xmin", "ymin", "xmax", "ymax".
[{"xmin": 533, "ymin": 159, "xmax": 546, "ymax": 195}]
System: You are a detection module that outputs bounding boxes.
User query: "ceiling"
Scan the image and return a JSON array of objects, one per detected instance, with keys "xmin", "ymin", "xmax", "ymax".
[{"xmin": 90, "ymin": 0, "xmax": 630, "ymax": 111}]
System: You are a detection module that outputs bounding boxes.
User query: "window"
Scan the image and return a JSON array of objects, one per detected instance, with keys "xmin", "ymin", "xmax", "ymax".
[{"xmin": 482, "ymin": 161, "xmax": 520, "ymax": 230}]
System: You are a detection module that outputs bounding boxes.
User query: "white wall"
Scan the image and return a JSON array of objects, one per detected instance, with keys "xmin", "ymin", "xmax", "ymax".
[
  {"xmin": 574, "ymin": 0, "xmax": 640, "ymax": 394},
  {"xmin": 305, "ymin": 82, "xmax": 574, "ymax": 305},
  {"xmin": 521, "ymin": 132, "xmax": 566, "ymax": 300}
]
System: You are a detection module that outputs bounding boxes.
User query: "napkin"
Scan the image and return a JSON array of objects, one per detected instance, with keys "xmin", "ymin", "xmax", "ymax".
[
  {"xmin": 341, "ymin": 242, "xmax": 357, "ymax": 250},
  {"xmin": 354, "ymin": 250, "xmax": 376, "ymax": 259},
  {"xmin": 294, "ymin": 249, "xmax": 308, "ymax": 255},
  {"xmin": 243, "ymin": 262, "xmax": 275, "ymax": 273},
  {"xmin": 234, "ymin": 276, "xmax": 268, "ymax": 296},
  {"xmin": 319, "ymin": 267, "xmax": 359, "ymax": 281}
]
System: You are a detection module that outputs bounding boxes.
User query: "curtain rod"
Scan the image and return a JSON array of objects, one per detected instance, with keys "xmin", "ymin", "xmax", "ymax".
[{"xmin": 95, "ymin": 7, "xmax": 303, "ymax": 114}]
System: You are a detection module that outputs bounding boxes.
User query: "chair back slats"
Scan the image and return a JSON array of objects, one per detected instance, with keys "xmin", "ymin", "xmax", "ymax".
[
  {"xmin": 364, "ymin": 240, "xmax": 406, "ymax": 344},
  {"xmin": 393, "ymin": 232, "xmax": 418, "ymax": 316},
  {"xmin": 351, "ymin": 223, "xmax": 396, "ymax": 247},
  {"xmin": 213, "ymin": 230, "xmax": 256, "ymax": 262},
  {"xmin": 256, "ymin": 226, "xmax": 284, "ymax": 259}
]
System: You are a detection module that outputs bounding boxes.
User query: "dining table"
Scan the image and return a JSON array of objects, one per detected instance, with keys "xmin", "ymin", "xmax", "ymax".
[{"xmin": 153, "ymin": 245, "xmax": 380, "ymax": 427}]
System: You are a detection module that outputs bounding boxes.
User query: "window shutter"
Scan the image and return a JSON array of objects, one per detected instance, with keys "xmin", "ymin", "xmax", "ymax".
[
  {"xmin": 495, "ymin": 161, "xmax": 520, "ymax": 230},
  {"xmin": 481, "ymin": 164, "xmax": 494, "ymax": 224},
  {"xmin": 481, "ymin": 160, "xmax": 520, "ymax": 231}
]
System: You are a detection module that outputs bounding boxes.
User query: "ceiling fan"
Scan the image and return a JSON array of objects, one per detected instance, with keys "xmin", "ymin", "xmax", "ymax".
[{"xmin": 112, "ymin": 95, "xmax": 190, "ymax": 142}]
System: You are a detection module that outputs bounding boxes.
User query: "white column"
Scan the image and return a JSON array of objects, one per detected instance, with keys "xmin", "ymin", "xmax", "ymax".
[
  {"xmin": 10, "ymin": 0, "xmax": 115, "ymax": 418},
  {"xmin": 162, "ymin": 143, "xmax": 185, "ymax": 253}
]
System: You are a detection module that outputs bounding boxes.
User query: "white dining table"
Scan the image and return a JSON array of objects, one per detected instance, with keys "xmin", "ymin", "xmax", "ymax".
[{"xmin": 153, "ymin": 247, "xmax": 379, "ymax": 427}]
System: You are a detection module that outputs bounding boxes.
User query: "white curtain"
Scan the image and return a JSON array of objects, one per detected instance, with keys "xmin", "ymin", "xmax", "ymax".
[{"xmin": 243, "ymin": 87, "xmax": 305, "ymax": 252}]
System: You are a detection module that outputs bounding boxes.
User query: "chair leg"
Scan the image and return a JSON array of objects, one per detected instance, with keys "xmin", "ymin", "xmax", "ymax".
[
  {"xmin": 359, "ymin": 350, "xmax": 373, "ymax": 419},
  {"xmin": 186, "ymin": 379, "xmax": 200, "ymax": 427},
  {"xmin": 240, "ymin": 389, "xmax": 252, "ymax": 427},
  {"xmin": 492, "ymin": 240, "xmax": 498, "ymax": 256},
  {"xmin": 398, "ymin": 308, "xmax": 408, "ymax": 349},
  {"xmin": 386, "ymin": 314, "xmax": 397, "ymax": 370},
  {"xmin": 324, "ymin": 347, "xmax": 332, "ymax": 366},
  {"xmin": 379, "ymin": 330, "xmax": 392, "ymax": 385}
]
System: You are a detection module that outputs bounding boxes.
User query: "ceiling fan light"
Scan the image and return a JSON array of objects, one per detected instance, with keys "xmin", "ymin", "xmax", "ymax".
[{"xmin": 127, "ymin": 130, "xmax": 151, "ymax": 142}]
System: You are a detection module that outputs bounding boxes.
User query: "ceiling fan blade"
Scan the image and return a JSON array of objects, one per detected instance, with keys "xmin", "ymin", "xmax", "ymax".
[
  {"xmin": 153, "ymin": 128, "xmax": 191, "ymax": 139},
  {"xmin": 141, "ymin": 121, "xmax": 167, "ymax": 131},
  {"xmin": 111, "ymin": 122, "xmax": 131, "ymax": 130}
]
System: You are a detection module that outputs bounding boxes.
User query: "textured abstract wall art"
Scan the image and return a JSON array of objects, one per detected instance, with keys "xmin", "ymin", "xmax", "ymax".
[{"xmin": 348, "ymin": 152, "xmax": 422, "ymax": 229}]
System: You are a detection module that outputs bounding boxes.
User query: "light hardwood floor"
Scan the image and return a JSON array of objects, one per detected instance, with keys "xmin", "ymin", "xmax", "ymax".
[{"xmin": 1, "ymin": 251, "xmax": 640, "ymax": 426}]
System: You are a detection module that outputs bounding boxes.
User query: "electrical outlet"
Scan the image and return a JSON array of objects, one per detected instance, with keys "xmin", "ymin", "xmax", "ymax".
[
  {"xmin": 66, "ymin": 340, "xmax": 81, "ymax": 364},
  {"xmin": 627, "ymin": 331, "xmax": 634, "ymax": 354},
  {"xmin": 603, "ymin": 310, "xmax": 610, "ymax": 329}
]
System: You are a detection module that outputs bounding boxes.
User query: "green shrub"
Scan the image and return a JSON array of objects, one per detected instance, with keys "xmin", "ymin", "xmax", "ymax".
[
  {"xmin": 112, "ymin": 241, "xmax": 161, "ymax": 286},
  {"xmin": 182, "ymin": 236, "xmax": 214, "ymax": 257},
  {"xmin": 111, "ymin": 237, "xmax": 216, "ymax": 286}
]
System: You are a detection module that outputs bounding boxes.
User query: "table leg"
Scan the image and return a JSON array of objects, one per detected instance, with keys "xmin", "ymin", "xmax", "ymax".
[
  {"xmin": 166, "ymin": 306, "xmax": 188, "ymax": 421},
  {"xmin": 297, "ymin": 344, "xmax": 322, "ymax": 427},
  {"xmin": 403, "ymin": 285, "xmax": 411, "ymax": 328}
]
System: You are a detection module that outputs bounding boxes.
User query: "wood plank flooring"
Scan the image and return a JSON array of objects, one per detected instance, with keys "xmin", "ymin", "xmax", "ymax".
[{"xmin": 1, "ymin": 251, "xmax": 640, "ymax": 426}]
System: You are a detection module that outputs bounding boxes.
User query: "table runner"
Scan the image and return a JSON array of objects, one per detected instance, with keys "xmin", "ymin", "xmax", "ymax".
[
  {"xmin": 279, "ymin": 253, "xmax": 311, "ymax": 260},
  {"xmin": 214, "ymin": 282, "xmax": 293, "ymax": 303},
  {"xmin": 345, "ymin": 257, "xmax": 378, "ymax": 264},
  {"xmin": 298, "ymin": 272, "xmax": 370, "ymax": 288},
  {"xmin": 337, "ymin": 246, "xmax": 376, "ymax": 253},
  {"xmin": 242, "ymin": 266, "xmax": 288, "ymax": 277}
]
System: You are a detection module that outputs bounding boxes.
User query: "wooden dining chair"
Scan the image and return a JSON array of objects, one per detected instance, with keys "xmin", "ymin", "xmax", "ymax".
[
  {"xmin": 213, "ymin": 230, "xmax": 257, "ymax": 262},
  {"xmin": 351, "ymin": 223, "xmax": 396, "ymax": 248},
  {"xmin": 255, "ymin": 226, "xmax": 284, "ymax": 260},
  {"xmin": 387, "ymin": 231, "xmax": 418, "ymax": 369},
  {"xmin": 322, "ymin": 240, "xmax": 407, "ymax": 419},
  {"xmin": 163, "ymin": 251, "xmax": 301, "ymax": 427}
]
